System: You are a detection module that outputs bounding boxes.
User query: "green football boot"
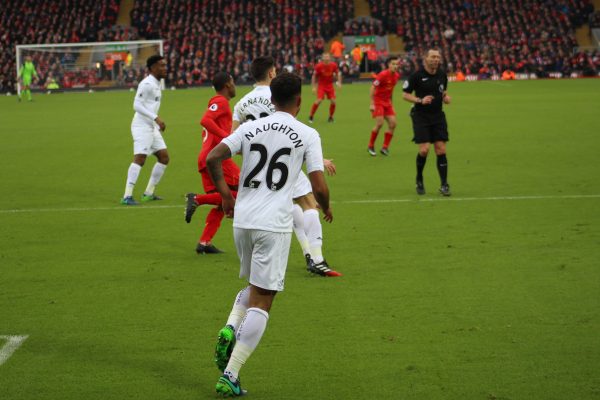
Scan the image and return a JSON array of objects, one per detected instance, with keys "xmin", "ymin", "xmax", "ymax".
[
  {"xmin": 141, "ymin": 193, "xmax": 163, "ymax": 202},
  {"xmin": 216, "ymin": 374, "xmax": 246, "ymax": 397}
]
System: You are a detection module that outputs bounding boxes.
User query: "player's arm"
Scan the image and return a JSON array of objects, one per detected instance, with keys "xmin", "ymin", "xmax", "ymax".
[
  {"xmin": 369, "ymin": 83, "xmax": 376, "ymax": 111},
  {"xmin": 323, "ymin": 159, "xmax": 336, "ymax": 176},
  {"xmin": 33, "ymin": 65, "xmax": 39, "ymax": 79},
  {"xmin": 201, "ymin": 111, "xmax": 229, "ymax": 138},
  {"xmin": 134, "ymin": 85, "xmax": 165, "ymax": 130},
  {"xmin": 206, "ymin": 143, "xmax": 235, "ymax": 217},
  {"xmin": 335, "ymin": 66, "xmax": 342, "ymax": 88},
  {"xmin": 17, "ymin": 66, "xmax": 23, "ymax": 80},
  {"xmin": 311, "ymin": 70, "xmax": 317, "ymax": 93},
  {"xmin": 231, "ymin": 119, "xmax": 241, "ymax": 133}
]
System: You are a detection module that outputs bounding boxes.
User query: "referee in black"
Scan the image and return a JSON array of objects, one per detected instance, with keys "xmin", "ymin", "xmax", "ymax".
[{"xmin": 402, "ymin": 48, "xmax": 452, "ymax": 196}]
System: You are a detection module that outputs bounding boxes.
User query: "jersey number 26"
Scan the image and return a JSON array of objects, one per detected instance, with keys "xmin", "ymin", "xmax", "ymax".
[{"xmin": 243, "ymin": 143, "xmax": 291, "ymax": 191}]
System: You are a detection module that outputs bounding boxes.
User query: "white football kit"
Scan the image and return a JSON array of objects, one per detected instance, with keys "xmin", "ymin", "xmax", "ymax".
[
  {"xmin": 232, "ymin": 85, "xmax": 312, "ymax": 198},
  {"xmin": 131, "ymin": 74, "xmax": 166, "ymax": 155},
  {"xmin": 222, "ymin": 111, "xmax": 324, "ymax": 291}
]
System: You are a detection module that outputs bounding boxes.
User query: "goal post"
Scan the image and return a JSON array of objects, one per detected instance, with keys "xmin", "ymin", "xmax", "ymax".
[{"xmin": 15, "ymin": 40, "xmax": 163, "ymax": 96}]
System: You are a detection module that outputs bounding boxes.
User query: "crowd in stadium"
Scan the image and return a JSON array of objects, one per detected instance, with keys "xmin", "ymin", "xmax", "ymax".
[
  {"xmin": 369, "ymin": 0, "xmax": 599, "ymax": 77},
  {"xmin": 1, "ymin": 0, "xmax": 599, "ymax": 93},
  {"xmin": 130, "ymin": 0, "xmax": 354, "ymax": 86}
]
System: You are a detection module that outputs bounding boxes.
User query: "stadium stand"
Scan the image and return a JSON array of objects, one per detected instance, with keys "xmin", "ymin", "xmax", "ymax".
[
  {"xmin": 367, "ymin": 0, "xmax": 599, "ymax": 77},
  {"xmin": 1, "ymin": 0, "xmax": 599, "ymax": 93},
  {"xmin": 129, "ymin": 0, "xmax": 354, "ymax": 85}
]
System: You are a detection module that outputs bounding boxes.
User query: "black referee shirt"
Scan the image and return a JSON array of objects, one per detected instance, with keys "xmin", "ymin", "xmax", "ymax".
[{"xmin": 402, "ymin": 68, "xmax": 448, "ymax": 115}]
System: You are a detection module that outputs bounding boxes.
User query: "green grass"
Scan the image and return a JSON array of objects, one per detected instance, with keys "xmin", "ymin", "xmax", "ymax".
[{"xmin": 1, "ymin": 79, "xmax": 599, "ymax": 400}]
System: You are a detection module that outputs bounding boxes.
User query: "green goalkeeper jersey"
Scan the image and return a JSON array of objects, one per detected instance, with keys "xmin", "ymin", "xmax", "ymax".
[{"xmin": 19, "ymin": 61, "xmax": 38, "ymax": 79}]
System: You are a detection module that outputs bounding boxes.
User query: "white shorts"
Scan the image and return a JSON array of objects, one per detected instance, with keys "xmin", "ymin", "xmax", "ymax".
[
  {"xmin": 292, "ymin": 171, "xmax": 312, "ymax": 199},
  {"xmin": 233, "ymin": 228, "xmax": 292, "ymax": 292},
  {"xmin": 131, "ymin": 125, "xmax": 167, "ymax": 155}
]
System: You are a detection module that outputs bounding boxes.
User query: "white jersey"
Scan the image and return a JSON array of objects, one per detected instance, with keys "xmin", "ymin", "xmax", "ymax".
[
  {"xmin": 232, "ymin": 85, "xmax": 276, "ymax": 123},
  {"xmin": 131, "ymin": 74, "xmax": 162, "ymax": 129},
  {"xmin": 222, "ymin": 111, "xmax": 324, "ymax": 233}
]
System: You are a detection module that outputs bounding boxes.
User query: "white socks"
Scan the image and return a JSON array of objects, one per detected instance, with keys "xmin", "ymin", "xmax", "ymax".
[
  {"xmin": 226, "ymin": 286, "xmax": 250, "ymax": 332},
  {"xmin": 225, "ymin": 307, "xmax": 269, "ymax": 380},
  {"xmin": 292, "ymin": 204, "xmax": 311, "ymax": 256},
  {"xmin": 124, "ymin": 163, "xmax": 142, "ymax": 197},
  {"xmin": 144, "ymin": 162, "xmax": 167, "ymax": 196},
  {"xmin": 304, "ymin": 209, "xmax": 324, "ymax": 263}
]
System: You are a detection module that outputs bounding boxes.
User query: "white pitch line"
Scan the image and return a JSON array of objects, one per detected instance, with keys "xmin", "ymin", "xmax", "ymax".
[
  {"xmin": 0, "ymin": 194, "xmax": 598, "ymax": 214},
  {"xmin": 0, "ymin": 335, "xmax": 28, "ymax": 366}
]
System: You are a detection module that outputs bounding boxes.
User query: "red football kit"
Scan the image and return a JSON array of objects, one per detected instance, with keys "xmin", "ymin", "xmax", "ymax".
[
  {"xmin": 372, "ymin": 69, "xmax": 400, "ymax": 117},
  {"xmin": 314, "ymin": 61, "xmax": 339, "ymax": 99},
  {"xmin": 198, "ymin": 94, "xmax": 240, "ymax": 193}
]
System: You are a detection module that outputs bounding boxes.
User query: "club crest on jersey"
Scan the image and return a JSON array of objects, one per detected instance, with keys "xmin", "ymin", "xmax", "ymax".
[{"xmin": 209, "ymin": 103, "xmax": 218, "ymax": 111}]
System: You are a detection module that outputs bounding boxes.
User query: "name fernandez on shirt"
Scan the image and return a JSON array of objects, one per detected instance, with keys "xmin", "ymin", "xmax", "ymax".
[
  {"xmin": 238, "ymin": 96, "xmax": 275, "ymax": 113},
  {"xmin": 243, "ymin": 122, "xmax": 304, "ymax": 148}
]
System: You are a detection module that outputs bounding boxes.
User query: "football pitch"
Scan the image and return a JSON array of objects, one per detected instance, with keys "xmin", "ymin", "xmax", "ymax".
[{"xmin": 1, "ymin": 79, "xmax": 599, "ymax": 399}]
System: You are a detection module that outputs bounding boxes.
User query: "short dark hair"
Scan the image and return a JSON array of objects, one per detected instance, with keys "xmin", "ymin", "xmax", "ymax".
[
  {"xmin": 270, "ymin": 72, "xmax": 301, "ymax": 107},
  {"xmin": 425, "ymin": 47, "xmax": 442, "ymax": 56},
  {"xmin": 146, "ymin": 55, "xmax": 164, "ymax": 69},
  {"xmin": 386, "ymin": 56, "xmax": 398, "ymax": 66},
  {"xmin": 212, "ymin": 72, "xmax": 232, "ymax": 91},
  {"xmin": 250, "ymin": 56, "xmax": 275, "ymax": 81}
]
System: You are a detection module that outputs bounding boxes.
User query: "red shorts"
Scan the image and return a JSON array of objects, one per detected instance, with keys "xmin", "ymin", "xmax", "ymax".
[
  {"xmin": 317, "ymin": 85, "xmax": 336, "ymax": 100},
  {"xmin": 200, "ymin": 158, "xmax": 240, "ymax": 193},
  {"xmin": 372, "ymin": 102, "xmax": 395, "ymax": 118}
]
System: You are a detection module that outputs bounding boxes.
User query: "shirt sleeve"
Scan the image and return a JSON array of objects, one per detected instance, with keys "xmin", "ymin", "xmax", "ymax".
[
  {"xmin": 133, "ymin": 84, "xmax": 158, "ymax": 120},
  {"xmin": 304, "ymin": 130, "xmax": 324, "ymax": 173},
  {"xmin": 373, "ymin": 71, "xmax": 383, "ymax": 87},
  {"xmin": 221, "ymin": 127, "xmax": 244, "ymax": 155},
  {"xmin": 201, "ymin": 99, "xmax": 230, "ymax": 138}
]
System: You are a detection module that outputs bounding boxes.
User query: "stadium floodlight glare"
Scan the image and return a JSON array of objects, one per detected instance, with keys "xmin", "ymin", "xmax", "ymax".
[{"xmin": 15, "ymin": 40, "xmax": 164, "ymax": 96}]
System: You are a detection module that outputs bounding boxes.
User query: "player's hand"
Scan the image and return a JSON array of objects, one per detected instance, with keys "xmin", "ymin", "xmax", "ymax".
[
  {"xmin": 222, "ymin": 196, "xmax": 236, "ymax": 218},
  {"xmin": 422, "ymin": 95, "xmax": 435, "ymax": 105},
  {"xmin": 443, "ymin": 94, "xmax": 451, "ymax": 104},
  {"xmin": 311, "ymin": 86, "xmax": 317, "ymax": 94},
  {"xmin": 369, "ymin": 103, "xmax": 375, "ymax": 112},
  {"xmin": 155, "ymin": 117, "xmax": 166, "ymax": 131},
  {"xmin": 336, "ymin": 81, "xmax": 342, "ymax": 88},
  {"xmin": 324, "ymin": 159, "xmax": 337, "ymax": 176},
  {"xmin": 322, "ymin": 207, "xmax": 333, "ymax": 223}
]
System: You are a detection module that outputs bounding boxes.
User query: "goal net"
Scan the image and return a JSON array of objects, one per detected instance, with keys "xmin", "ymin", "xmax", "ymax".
[{"xmin": 15, "ymin": 40, "xmax": 163, "ymax": 95}]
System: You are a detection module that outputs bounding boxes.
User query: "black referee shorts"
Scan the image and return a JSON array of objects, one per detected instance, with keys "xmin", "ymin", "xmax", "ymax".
[{"xmin": 410, "ymin": 110, "xmax": 449, "ymax": 144}]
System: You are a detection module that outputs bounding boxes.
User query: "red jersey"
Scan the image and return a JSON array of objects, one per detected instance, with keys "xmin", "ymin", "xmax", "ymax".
[
  {"xmin": 198, "ymin": 95, "xmax": 232, "ymax": 171},
  {"xmin": 314, "ymin": 62, "xmax": 339, "ymax": 88},
  {"xmin": 372, "ymin": 69, "xmax": 400, "ymax": 103}
]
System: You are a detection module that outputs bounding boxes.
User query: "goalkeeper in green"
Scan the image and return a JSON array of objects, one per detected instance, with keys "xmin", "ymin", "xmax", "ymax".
[{"xmin": 18, "ymin": 56, "xmax": 38, "ymax": 102}]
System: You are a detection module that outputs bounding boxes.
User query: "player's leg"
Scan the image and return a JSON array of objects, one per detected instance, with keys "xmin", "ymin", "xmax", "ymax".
[
  {"xmin": 380, "ymin": 112, "xmax": 397, "ymax": 156},
  {"xmin": 121, "ymin": 129, "xmax": 150, "ymax": 204},
  {"xmin": 142, "ymin": 134, "xmax": 169, "ymax": 201},
  {"xmin": 22, "ymin": 80, "xmax": 32, "ymax": 101},
  {"xmin": 434, "ymin": 140, "xmax": 450, "ymax": 196},
  {"xmin": 292, "ymin": 203, "xmax": 312, "ymax": 266},
  {"xmin": 215, "ymin": 285, "xmax": 251, "ymax": 372},
  {"xmin": 309, "ymin": 92, "xmax": 324, "ymax": 122},
  {"xmin": 197, "ymin": 206, "xmax": 225, "ymax": 254},
  {"xmin": 327, "ymin": 90, "xmax": 336, "ymax": 122},
  {"xmin": 217, "ymin": 229, "xmax": 287, "ymax": 396},
  {"xmin": 368, "ymin": 111, "xmax": 385, "ymax": 156}
]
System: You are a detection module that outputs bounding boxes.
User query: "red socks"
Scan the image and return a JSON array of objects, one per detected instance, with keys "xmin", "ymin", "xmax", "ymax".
[
  {"xmin": 329, "ymin": 103, "xmax": 336, "ymax": 117},
  {"xmin": 310, "ymin": 102, "xmax": 319, "ymax": 118},
  {"xmin": 382, "ymin": 131, "xmax": 393, "ymax": 149},
  {"xmin": 200, "ymin": 207, "xmax": 224, "ymax": 244},
  {"xmin": 369, "ymin": 130, "xmax": 379, "ymax": 148},
  {"xmin": 194, "ymin": 193, "xmax": 222, "ymax": 205},
  {"xmin": 194, "ymin": 191, "xmax": 237, "ymax": 206}
]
